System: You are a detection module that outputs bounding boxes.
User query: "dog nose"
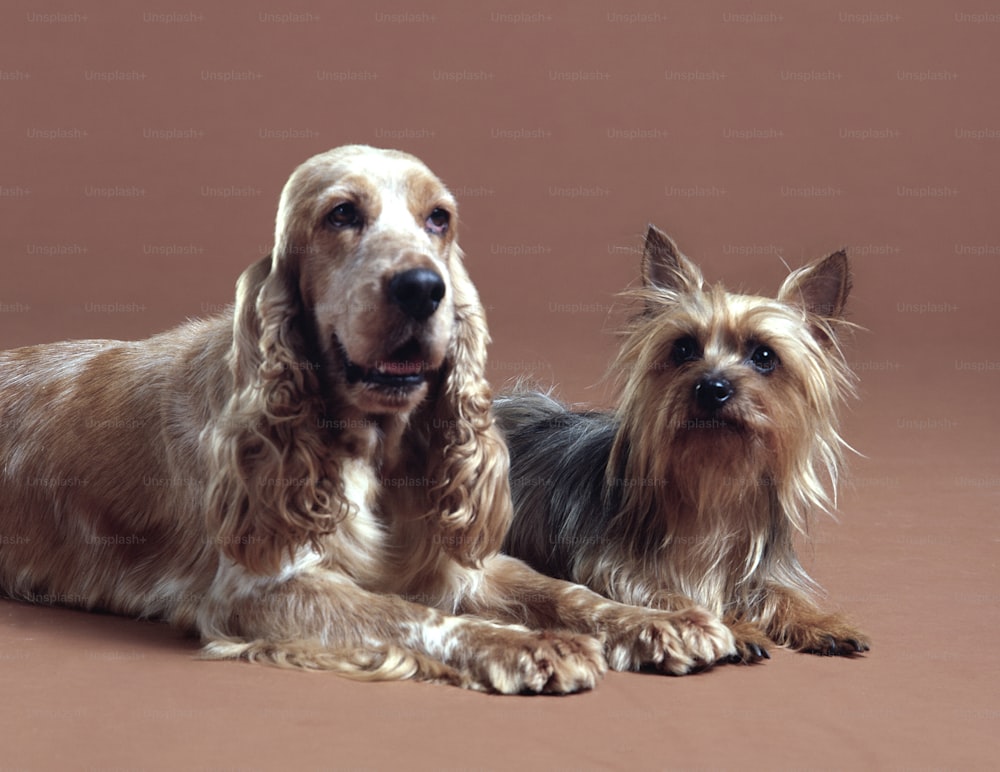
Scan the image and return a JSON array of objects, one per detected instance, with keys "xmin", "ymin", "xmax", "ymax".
[
  {"xmin": 695, "ymin": 376, "xmax": 734, "ymax": 410},
  {"xmin": 388, "ymin": 268, "xmax": 446, "ymax": 321}
]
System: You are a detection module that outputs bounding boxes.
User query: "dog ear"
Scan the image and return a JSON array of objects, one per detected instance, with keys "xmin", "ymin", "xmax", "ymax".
[
  {"xmin": 205, "ymin": 252, "xmax": 349, "ymax": 575},
  {"xmin": 641, "ymin": 225, "xmax": 704, "ymax": 295},
  {"xmin": 422, "ymin": 249, "xmax": 513, "ymax": 567},
  {"xmin": 778, "ymin": 250, "xmax": 851, "ymax": 319}
]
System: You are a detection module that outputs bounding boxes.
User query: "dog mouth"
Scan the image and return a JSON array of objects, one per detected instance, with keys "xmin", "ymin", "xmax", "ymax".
[{"xmin": 342, "ymin": 339, "xmax": 435, "ymax": 390}]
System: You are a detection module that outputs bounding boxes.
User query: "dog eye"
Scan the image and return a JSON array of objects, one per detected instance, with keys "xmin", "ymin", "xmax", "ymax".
[
  {"xmin": 326, "ymin": 202, "xmax": 361, "ymax": 229},
  {"xmin": 750, "ymin": 344, "xmax": 779, "ymax": 373},
  {"xmin": 670, "ymin": 336, "xmax": 700, "ymax": 365},
  {"xmin": 425, "ymin": 208, "xmax": 450, "ymax": 235}
]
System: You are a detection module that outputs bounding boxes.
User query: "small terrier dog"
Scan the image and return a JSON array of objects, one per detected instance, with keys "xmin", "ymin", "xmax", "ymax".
[{"xmin": 497, "ymin": 225, "xmax": 870, "ymax": 661}]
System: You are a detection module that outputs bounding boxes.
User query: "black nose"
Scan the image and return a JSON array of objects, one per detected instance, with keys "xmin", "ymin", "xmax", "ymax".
[
  {"xmin": 695, "ymin": 376, "xmax": 734, "ymax": 411},
  {"xmin": 388, "ymin": 268, "xmax": 446, "ymax": 321}
]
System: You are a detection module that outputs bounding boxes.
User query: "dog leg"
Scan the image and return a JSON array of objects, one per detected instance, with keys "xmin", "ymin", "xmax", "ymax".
[
  {"xmin": 468, "ymin": 555, "xmax": 736, "ymax": 675},
  {"xmin": 762, "ymin": 585, "xmax": 870, "ymax": 656},
  {"xmin": 198, "ymin": 571, "xmax": 606, "ymax": 693}
]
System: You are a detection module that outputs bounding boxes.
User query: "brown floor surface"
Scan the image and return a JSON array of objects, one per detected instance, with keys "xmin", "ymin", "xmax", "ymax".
[{"xmin": 2, "ymin": 2, "xmax": 997, "ymax": 769}]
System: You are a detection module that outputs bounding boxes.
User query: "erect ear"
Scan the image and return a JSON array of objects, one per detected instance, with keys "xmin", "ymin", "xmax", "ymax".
[
  {"xmin": 778, "ymin": 249, "xmax": 851, "ymax": 319},
  {"xmin": 641, "ymin": 224, "xmax": 704, "ymax": 295}
]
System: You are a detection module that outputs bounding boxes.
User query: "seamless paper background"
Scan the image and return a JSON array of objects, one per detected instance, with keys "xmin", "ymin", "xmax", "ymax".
[{"xmin": 1, "ymin": 2, "xmax": 997, "ymax": 769}]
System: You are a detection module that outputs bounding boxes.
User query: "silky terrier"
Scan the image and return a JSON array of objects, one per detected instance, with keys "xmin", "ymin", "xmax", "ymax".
[{"xmin": 497, "ymin": 225, "xmax": 869, "ymax": 661}]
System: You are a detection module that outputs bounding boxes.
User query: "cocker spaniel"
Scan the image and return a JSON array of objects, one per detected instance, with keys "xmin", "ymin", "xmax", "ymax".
[{"xmin": 0, "ymin": 146, "xmax": 734, "ymax": 692}]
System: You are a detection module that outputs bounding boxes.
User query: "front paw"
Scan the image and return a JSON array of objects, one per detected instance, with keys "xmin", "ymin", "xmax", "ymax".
[
  {"xmin": 726, "ymin": 620, "xmax": 773, "ymax": 664},
  {"xmin": 470, "ymin": 630, "xmax": 608, "ymax": 694},
  {"xmin": 604, "ymin": 606, "xmax": 737, "ymax": 675},
  {"xmin": 801, "ymin": 631, "xmax": 871, "ymax": 657},
  {"xmin": 784, "ymin": 617, "xmax": 871, "ymax": 657}
]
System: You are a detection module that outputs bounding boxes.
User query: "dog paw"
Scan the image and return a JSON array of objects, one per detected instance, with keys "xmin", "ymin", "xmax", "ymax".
[
  {"xmin": 784, "ymin": 618, "xmax": 871, "ymax": 657},
  {"xmin": 800, "ymin": 630, "xmax": 871, "ymax": 657},
  {"xmin": 604, "ymin": 606, "xmax": 737, "ymax": 675},
  {"xmin": 472, "ymin": 630, "xmax": 607, "ymax": 694},
  {"xmin": 725, "ymin": 621, "xmax": 773, "ymax": 664}
]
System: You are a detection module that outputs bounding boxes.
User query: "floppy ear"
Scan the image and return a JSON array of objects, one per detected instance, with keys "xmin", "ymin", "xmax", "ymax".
[
  {"xmin": 641, "ymin": 224, "xmax": 704, "ymax": 295},
  {"xmin": 778, "ymin": 249, "xmax": 851, "ymax": 320},
  {"xmin": 205, "ymin": 252, "xmax": 350, "ymax": 575},
  {"xmin": 423, "ymin": 249, "xmax": 512, "ymax": 567}
]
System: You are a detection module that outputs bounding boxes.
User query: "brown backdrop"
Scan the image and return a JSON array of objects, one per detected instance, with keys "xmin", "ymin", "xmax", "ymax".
[{"xmin": 2, "ymin": 1, "xmax": 997, "ymax": 769}]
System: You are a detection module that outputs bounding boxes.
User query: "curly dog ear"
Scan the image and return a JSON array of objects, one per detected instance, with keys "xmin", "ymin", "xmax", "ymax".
[
  {"xmin": 205, "ymin": 252, "xmax": 350, "ymax": 575},
  {"xmin": 421, "ymin": 248, "xmax": 512, "ymax": 567}
]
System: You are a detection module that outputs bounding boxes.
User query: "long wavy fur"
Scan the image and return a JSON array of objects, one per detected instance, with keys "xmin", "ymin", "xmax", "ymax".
[
  {"xmin": 205, "ymin": 254, "xmax": 350, "ymax": 575},
  {"xmin": 424, "ymin": 256, "xmax": 513, "ymax": 567}
]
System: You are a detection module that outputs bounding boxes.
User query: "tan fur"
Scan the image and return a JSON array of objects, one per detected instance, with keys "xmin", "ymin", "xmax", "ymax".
[
  {"xmin": 0, "ymin": 152, "xmax": 734, "ymax": 692},
  {"xmin": 499, "ymin": 225, "xmax": 869, "ymax": 661}
]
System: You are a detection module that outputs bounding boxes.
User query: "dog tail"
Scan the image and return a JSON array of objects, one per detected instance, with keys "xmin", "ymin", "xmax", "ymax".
[{"xmin": 199, "ymin": 638, "xmax": 465, "ymax": 686}]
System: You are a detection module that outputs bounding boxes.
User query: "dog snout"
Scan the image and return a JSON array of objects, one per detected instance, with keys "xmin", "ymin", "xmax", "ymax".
[
  {"xmin": 694, "ymin": 375, "xmax": 734, "ymax": 411},
  {"xmin": 388, "ymin": 267, "xmax": 446, "ymax": 322}
]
